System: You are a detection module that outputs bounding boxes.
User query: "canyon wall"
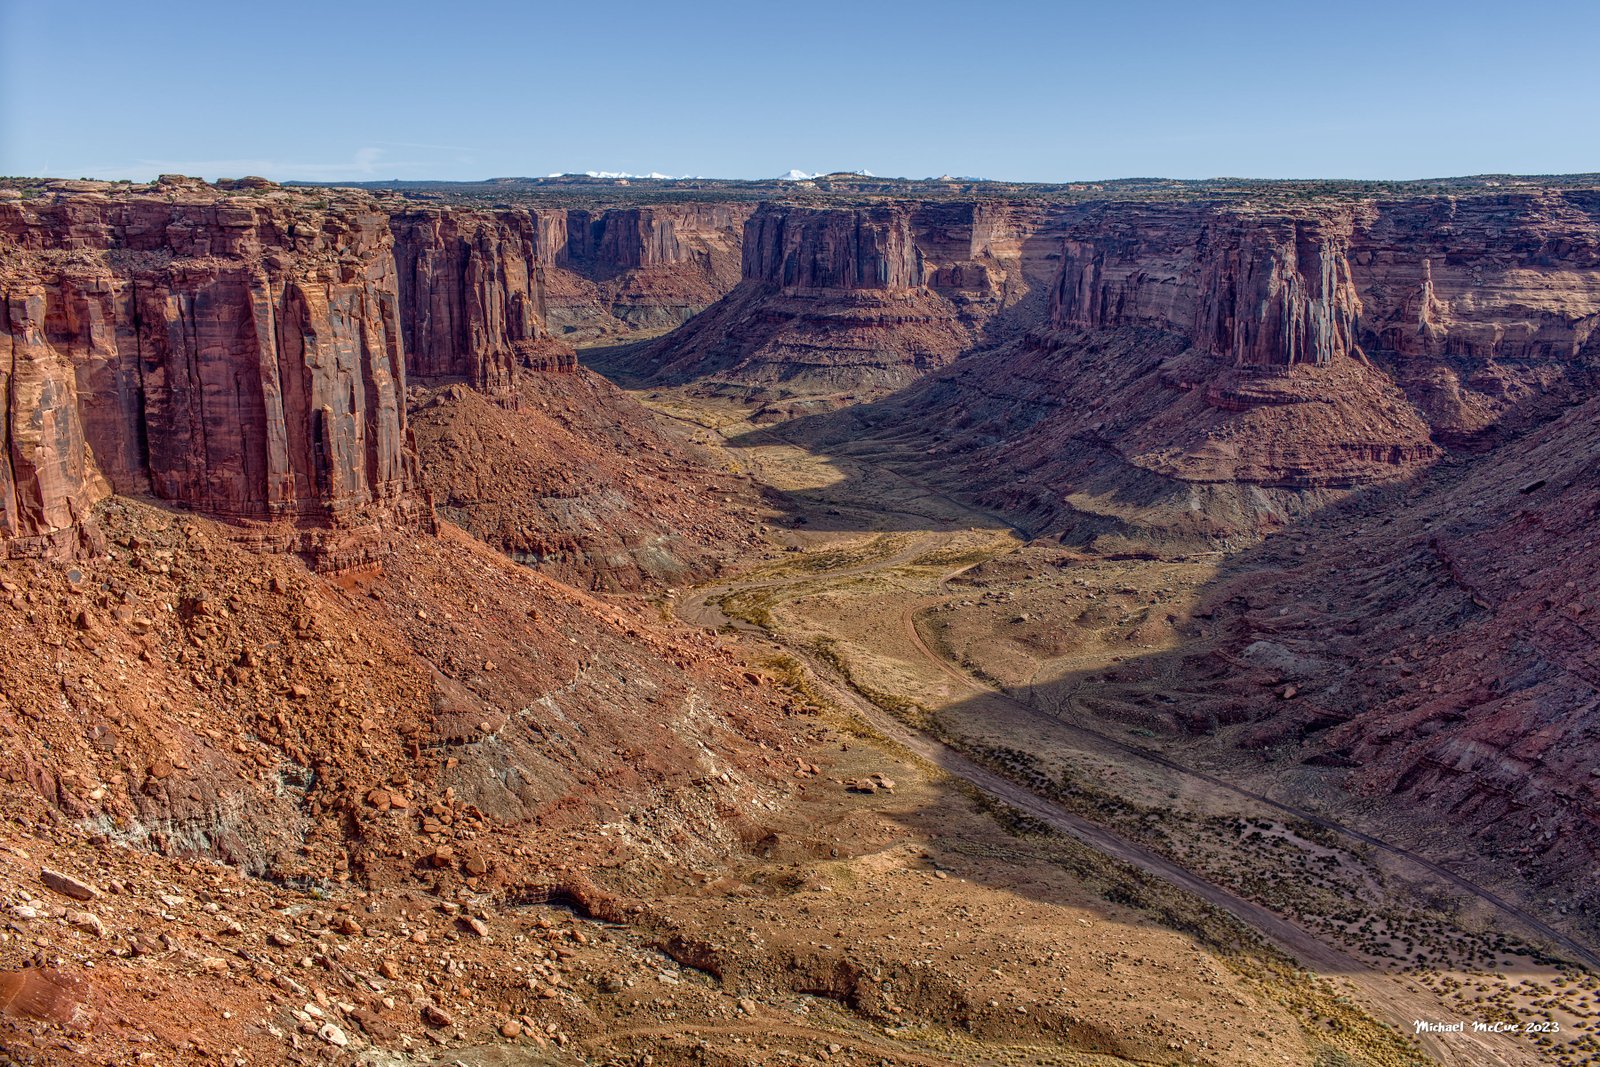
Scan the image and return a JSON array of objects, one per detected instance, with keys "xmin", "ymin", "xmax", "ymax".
[
  {"xmin": 1048, "ymin": 194, "xmax": 1600, "ymax": 438},
  {"xmin": 803, "ymin": 191, "xmax": 1600, "ymax": 548},
  {"xmin": 734, "ymin": 199, "xmax": 1058, "ymax": 310},
  {"xmin": 640, "ymin": 189, "xmax": 1600, "ymax": 410},
  {"xmin": 543, "ymin": 203, "xmax": 751, "ymax": 340},
  {"xmin": 0, "ymin": 179, "xmax": 621, "ymax": 564},
  {"xmin": 8, "ymin": 180, "xmax": 1599, "ymax": 562},
  {"xmin": 740, "ymin": 204, "xmax": 924, "ymax": 290},
  {"xmin": 0, "ymin": 181, "xmax": 422, "ymax": 564},
  {"xmin": 632, "ymin": 200, "xmax": 1058, "ymax": 395},
  {"xmin": 1050, "ymin": 207, "xmax": 1363, "ymax": 368},
  {"xmin": 1157, "ymin": 388, "xmax": 1600, "ymax": 901},
  {"xmin": 390, "ymin": 207, "xmax": 573, "ymax": 391}
]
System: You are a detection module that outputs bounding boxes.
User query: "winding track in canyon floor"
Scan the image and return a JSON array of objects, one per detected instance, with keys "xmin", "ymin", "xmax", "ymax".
[
  {"xmin": 699, "ymin": 417, "xmax": 1598, "ymax": 973},
  {"xmin": 763, "ymin": 417, "xmax": 1600, "ymax": 973},
  {"xmin": 897, "ymin": 596, "xmax": 1600, "ymax": 976},
  {"xmin": 794, "ymin": 639, "xmax": 1531, "ymax": 1067},
  {"xmin": 655, "ymin": 401, "xmax": 1599, "ymax": 1067}
]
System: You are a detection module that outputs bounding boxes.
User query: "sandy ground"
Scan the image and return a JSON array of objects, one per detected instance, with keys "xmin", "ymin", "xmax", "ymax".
[{"xmin": 642, "ymin": 389, "xmax": 1600, "ymax": 1067}]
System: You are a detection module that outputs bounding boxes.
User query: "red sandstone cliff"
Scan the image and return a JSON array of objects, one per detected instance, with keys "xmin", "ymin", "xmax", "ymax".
[
  {"xmin": 391, "ymin": 207, "xmax": 573, "ymax": 391},
  {"xmin": 631, "ymin": 201, "xmax": 1055, "ymax": 395},
  {"xmin": 0, "ymin": 180, "xmax": 421, "ymax": 565},
  {"xmin": 0, "ymin": 180, "xmax": 604, "ymax": 565},
  {"xmin": 542, "ymin": 203, "xmax": 750, "ymax": 341},
  {"xmin": 1051, "ymin": 209, "xmax": 1362, "ymax": 368},
  {"xmin": 7, "ymin": 180, "xmax": 1597, "ymax": 563},
  {"xmin": 740, "ymin": 204, "xmax": 924, "ymax": 290},
  {"xmin": 1048, "ymin": 194, "xmax": 1600, "ymax": 441}
]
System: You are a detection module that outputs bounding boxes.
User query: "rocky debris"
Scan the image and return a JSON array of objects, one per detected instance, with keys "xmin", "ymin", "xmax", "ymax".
[
  {"xmin": 409, "ymin": 370, "xmax": 771, "ymax": 592},
  {"xmin": 39, "ymin": 869, "xmax": 98, "ymax": 902},
  {"xmin": 0, "ymin": 472, "xmax": 813, "ymax": 1064},
  {"xmin": 844, "ymin": 773, "xmax": 896, "ymax": 795}
]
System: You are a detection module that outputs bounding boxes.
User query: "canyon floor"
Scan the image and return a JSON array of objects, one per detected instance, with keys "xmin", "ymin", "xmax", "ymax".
[{"xmin": 599, "ymin": 368, "xmax": 1600, "ymax": 1067}]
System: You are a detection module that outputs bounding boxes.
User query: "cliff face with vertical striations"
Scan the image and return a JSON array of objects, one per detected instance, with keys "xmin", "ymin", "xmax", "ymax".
[
  {"xmin": 0, "ymin": 179, "xmax": 424, "ymax": 565},
  {"xmin": 10, "ymin": 180, "xmax": 1596, "ymax": 561},
  {"xmin": 739, "ymin": 204, "xmax": 924, "ymax": 290},
  {"xmin": 542, "ymin": 203, "xmax": 751, "ymax": 342},
  {"xmin": 1047, "ymin": 194, "xmax": 1600, "ymax": 439},
  {"xmin": 0, "ymin": 285, "xmax": 109, "ymax": 557},
  {"xmin": 630, "ymin": 201, "xmax": 1057, "ymax": 397},
  {"xmin": 390, "ymin": 207, "xmax": 573, "ymax": 392},
  {"xmin": 1050, "ymin": 208, "xmax": 1363, "ymax": 368},
  {"xmin": 1, "ymin": 181, "xmax": 683, "ymax": 564}
]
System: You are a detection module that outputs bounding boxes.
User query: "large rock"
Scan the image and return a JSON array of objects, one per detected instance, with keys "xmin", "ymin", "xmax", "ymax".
[{"xmin": 0, "ymin": 286, "xmax": 109, "ymax": 557}]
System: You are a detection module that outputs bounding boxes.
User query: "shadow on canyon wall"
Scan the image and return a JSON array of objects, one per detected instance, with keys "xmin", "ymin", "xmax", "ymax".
[{"xmin": 689, "ymin": 349, "xmax": 1600, "ymax": 974}]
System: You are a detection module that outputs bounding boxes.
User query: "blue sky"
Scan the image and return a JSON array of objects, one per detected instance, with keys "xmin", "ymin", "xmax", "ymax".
[{"xmin": 3, "ymin": 0, "xmax": 1596, "ymax": 183}]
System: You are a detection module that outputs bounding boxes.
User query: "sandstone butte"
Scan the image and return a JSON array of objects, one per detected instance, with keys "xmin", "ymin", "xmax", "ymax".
[{"xmin": 1, "ymin": 172, "xmax": 1598, "ymax": 1067}]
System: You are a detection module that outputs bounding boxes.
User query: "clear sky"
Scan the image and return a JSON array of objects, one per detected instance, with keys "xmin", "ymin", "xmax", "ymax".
[{"xmin": 3, "ymin": 0, "xmax": 1596, "ymax": 184}]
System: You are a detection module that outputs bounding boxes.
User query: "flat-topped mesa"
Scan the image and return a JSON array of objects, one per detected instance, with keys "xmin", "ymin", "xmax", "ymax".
[
  {"xmin": 0, "ymin": 185, "xmax": 424, "ymax": 564},
  {"xmin": 742, "ymin": 204, "xmax": 923, "ymax": 290},
  {"xmin": 1050, "ymin": 208, "xmax": 1362, "ymax": 370},
  {"xmin": 630, "ymin": 201, "xmax": 1052, "ymax": 395},
  {"xmin": 390, "ymin": 208, "xmax": 574, "ymax": 391}
]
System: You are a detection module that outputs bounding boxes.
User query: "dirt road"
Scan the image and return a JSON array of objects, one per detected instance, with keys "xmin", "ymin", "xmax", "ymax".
[
  {"xmin": 897, "ymin": 598, "xmax": 1600, "ymax": 976},
  {"xmin": 661, "ymin": 400, "xmax": 1584, "ymax": 1066}
]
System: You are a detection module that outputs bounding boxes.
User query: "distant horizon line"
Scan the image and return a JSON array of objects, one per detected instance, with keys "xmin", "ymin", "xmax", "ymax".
[{"xmin": 9, "ymin": 169, "xmax": 1600, "ymax": 188}]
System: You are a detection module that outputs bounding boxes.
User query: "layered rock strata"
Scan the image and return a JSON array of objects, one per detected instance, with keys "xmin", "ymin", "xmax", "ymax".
[
  {"xmin": 543, "ymin": 203, "xmax": 751, "ymax": 341},
  {"xmin": 0, "ymin": 180, "xmax": 623, "ymax": 564},
  {"xmin": 1, "ymin": 181, "xmax": 421, "ymax": 564},
  {"xmin": 635, "ymin": 201, "xmax": 1056, "ymax": 395},
  {"xmin": 391, "ymin": 207, "xmax": 574, "ymax": 391},
  {"xmin": 1048, "ymin": 195, "xmax": 1600, "ymax": 444}
]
